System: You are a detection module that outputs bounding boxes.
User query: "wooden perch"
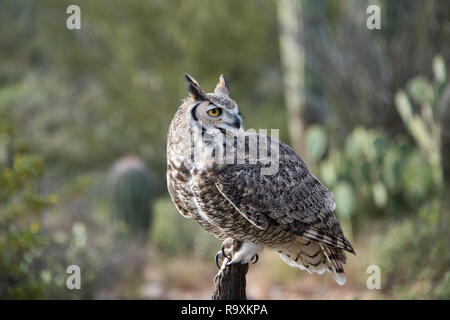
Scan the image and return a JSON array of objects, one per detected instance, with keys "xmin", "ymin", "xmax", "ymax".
[{"xmin": 212, "ymin": 263, "xmax": 249, "ymax": 300}]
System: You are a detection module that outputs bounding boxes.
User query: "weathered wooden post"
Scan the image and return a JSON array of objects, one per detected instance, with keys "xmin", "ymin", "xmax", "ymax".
[{"xmin": 212, "ymin": 263, "xmax": 249, "ymax": 300}]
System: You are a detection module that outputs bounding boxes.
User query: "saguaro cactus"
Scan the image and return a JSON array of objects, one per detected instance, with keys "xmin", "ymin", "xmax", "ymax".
[{"xmin": 109, "ymin": 155, "xmax": 153, "ymax": 235}]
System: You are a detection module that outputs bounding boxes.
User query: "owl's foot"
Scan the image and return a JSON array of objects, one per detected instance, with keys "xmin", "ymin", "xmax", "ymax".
[
  {"xmin": 225, "ymin": 240, "xmax": 261, "ymax": 266},
  {"xmin": 213, "ymin": 239, "xmax": 261, "ymax": 284},
  {"xmin": 214, "ymin": 238, "xmax": 234, "ymax": 283},
  {"xmin": 215, "ymin": 238, "xmax": 234, "ymax": 268}
]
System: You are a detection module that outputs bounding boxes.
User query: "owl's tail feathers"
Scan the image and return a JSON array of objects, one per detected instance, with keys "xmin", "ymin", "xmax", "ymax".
[
  {"xmin": 277, "ymin": 238, "xmax": 348, "ymax": 285},
  {"xmin": 320, "ymin": 245, "xmax": 347, "ymax": 285},
  {"xmin": 302, "ymin": 225, "xmax": 355, "ymax": 255}
]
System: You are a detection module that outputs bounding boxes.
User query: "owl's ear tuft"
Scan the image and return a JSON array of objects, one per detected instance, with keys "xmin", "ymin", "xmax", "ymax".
[
  {"xmin": 184, "ymin": 73, "xmax": 206, "ymax": 100},
  {"xmin": 214, "ymin": 74, "xmax": 229, "ymax": 96}
]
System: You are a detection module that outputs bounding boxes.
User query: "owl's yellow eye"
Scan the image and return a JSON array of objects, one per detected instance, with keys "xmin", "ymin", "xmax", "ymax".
[{"xmin": 207, "ymin": 108, "xmax": 222, "ymax": 117}]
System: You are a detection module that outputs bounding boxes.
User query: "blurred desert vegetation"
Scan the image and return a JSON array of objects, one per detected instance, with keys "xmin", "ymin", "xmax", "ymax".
[{"xmin": 0, "ymin": 0, "xmax": 449, "ymax": 299}]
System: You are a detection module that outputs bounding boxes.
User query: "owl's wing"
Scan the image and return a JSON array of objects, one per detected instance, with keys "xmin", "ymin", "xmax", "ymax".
[{"xmin": 213, "ymin": 134, "xmax": 354, "ymax": 254}]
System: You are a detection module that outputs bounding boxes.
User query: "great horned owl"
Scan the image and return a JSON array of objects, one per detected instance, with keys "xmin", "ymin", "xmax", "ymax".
[{"xmin": 167, "ymin": 74, "xmax": 354, "ymax": 285}]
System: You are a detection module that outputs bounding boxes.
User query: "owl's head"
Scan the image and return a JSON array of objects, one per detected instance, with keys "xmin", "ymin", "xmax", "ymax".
[{"xmin": 184, "ymin": 74, "xmax": 243, "ymax": 135}]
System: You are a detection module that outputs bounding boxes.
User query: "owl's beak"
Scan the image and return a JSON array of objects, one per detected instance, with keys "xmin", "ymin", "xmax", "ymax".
[{"xmin": 232, "ymin": 115, "xmax": 241, "ymax": 129}]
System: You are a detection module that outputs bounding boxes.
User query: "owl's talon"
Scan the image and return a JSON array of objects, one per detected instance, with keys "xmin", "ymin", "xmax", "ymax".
[
  {"xmin": 215, "ymin": 253, "xmax": 220, "ymax": 269},
  {"xmin": 215, "ymin": 251, "xmax": 224, "ymax": 269},
  {"xmin": 251, "ymin": 254, "xmax": 259, "ymax": 264}
]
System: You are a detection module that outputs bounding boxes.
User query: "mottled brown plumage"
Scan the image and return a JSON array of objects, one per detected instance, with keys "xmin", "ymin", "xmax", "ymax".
[{"xmin": 167, "ymin": 74, "xmax": 354, "ymax": 285}]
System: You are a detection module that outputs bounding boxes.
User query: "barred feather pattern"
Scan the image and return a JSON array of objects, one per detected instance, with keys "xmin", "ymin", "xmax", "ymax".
[
  {"xmin": 275, "ymin": 237, "xmax": 347, "ymax": 285},
  {"xmin": 167, "ymin": 75, "xmax": 355, "ymax": 285}
]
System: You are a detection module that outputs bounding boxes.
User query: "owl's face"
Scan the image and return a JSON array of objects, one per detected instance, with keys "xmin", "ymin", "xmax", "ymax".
[
  {"xmin": 190, "ymin": 99, "xmax": 242, "ymax": 135},
  {"xmin": 184, "ymin": 74, "xmax": 243, "ymax": 136}
]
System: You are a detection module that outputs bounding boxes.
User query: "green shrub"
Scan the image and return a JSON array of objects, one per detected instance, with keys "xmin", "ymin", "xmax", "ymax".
[
  {"xmin": 379, "ymin": 201, "xmax": 450, "ymax": 299},
  {"xmin": 0, "ymin": 154, "xmax": 54, "ymax": 298}
]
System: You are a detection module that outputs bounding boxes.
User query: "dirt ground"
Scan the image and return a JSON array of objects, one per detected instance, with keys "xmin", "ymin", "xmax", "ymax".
[{"xmin": 137, "ymin": 235, "xmax": 386, "ymax": 300}]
